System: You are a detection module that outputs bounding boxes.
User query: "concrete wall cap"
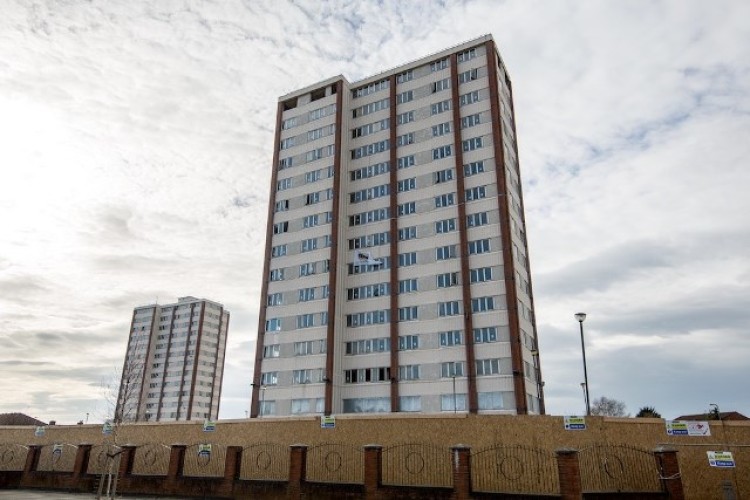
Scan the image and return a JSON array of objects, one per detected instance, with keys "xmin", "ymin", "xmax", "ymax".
[{"xmin": 555, "ymin": 447, "xmax": 579, "ymax": 454}]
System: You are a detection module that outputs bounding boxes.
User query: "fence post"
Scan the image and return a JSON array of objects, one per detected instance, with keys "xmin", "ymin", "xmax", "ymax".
[
  {"xmin": 71, "ymin": 444, "xmax": 92, "ymax": 485},
  {"xmin": 363, "ymin": 444, "xmax": 382, "ymax": 499},
  {"xmin": 287, "ymin": 444, "xmax": 308, "ymax": 500},
  {"xmin": 218, "ymin": 445, "xmax": 243, "ymax": 497},
  {"xmin": 118, "ymin": 445, "xmax": 136, "ymax": 478},
  {"xmin": 21, "ymin": 444, "xmax": 41, "ymax": 487},
  {"xmin": 451, "ymin": 445, "xmax": 472, "ymax": 500},
  {"xmin": 167, "ymin": 444, "xmax": 187, "ymax": 480},
  {"xmin": 654, "ymin": 447, "xmax": 684, "ymax": 500},
  {"xmin": 556, "ymin": 448, "xmax": 582, "ymax": 500}
]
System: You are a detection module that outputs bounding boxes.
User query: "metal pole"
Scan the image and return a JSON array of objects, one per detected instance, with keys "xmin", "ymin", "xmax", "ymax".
[
  {"xmin": 452, "ymin": 376, "xmax": 457, "ymax": 413},
  {"xmin": 579, "ymin": 320, "xmax": 591, "ymax": 416}
]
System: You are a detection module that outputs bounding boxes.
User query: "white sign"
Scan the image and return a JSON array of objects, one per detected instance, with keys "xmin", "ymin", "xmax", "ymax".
[
  {"xmin": 203, "ymin": 419, "xmax": 216, "ymax": 432},
  {"xmin": 198, "ymin": 444, "xmax": 212, "ymax": 457},
  {"xmin": 707, "ymin": 451, "xmax": 735, "ymax": 468},
  {"xmin": 34, "ymin": 427, "xmax": 45, "ymax": 437},
  {"xmin": 353, "ymin": 250, "xmax": 382, "ymax": 267},
  {"xmin": 666, "ymin": 420, "xmax": 711, "ymax": 436},
  {"xmin": 102, "ymin": 421, "xmax": 114, "ymax": 436},
  {"xmin": 564, "ymin": 416, "xmax": 586, "ymax": 431},
  {"xmin": 321, "ymin": 415, "xmax": 336, "ymax": 429}
]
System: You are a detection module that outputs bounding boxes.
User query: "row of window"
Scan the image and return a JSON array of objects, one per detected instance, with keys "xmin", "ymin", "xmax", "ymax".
[
  {"xmin": 281, "ymin": 103, "xmax": 336, "ymax": 131},
  {"xmin": 280, "ymin": 124, "xmax": 336, "ymax": 150}
]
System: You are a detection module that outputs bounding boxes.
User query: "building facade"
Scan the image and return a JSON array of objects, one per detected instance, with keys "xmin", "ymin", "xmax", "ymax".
[
  {"xmin": 116, "ymin": 296, "xmax": 230, "ymax": 422},
  {"xmin": 251, "ymin": 35, "xmax": 543, "ymax": 417}
]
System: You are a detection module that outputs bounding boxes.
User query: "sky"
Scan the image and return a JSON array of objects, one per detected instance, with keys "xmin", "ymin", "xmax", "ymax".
[{"xmin": 1, "ymin": 0, "xmax": 749, "ymax": 424}]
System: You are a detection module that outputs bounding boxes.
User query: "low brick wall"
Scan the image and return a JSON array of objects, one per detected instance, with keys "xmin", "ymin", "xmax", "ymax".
[{"xmin": 0, "ymin": 414, "xmax": 746, "ymax": 498}]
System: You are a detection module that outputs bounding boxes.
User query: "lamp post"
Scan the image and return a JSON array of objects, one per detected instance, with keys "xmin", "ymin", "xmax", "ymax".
[{"xmin": 575, "ymin": 312, "xmax": 591, "ymax": 416}]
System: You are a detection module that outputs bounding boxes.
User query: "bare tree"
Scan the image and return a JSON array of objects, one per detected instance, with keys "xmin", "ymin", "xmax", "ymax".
[{"xmin": 590, "ymin": 396, "xmax": 628, "ymax": 417}]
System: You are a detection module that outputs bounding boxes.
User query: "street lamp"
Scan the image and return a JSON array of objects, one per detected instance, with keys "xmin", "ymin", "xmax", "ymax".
[{"xmin": 575, "ymin": 312, "xmax": 591, "ymax": 416}]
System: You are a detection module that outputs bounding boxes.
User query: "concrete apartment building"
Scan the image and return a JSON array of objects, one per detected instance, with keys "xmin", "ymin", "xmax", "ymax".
[
  {"xmin": 251, "ymin": 34, "xmax": 543, "ymax": 418},
  {"xmin": 116, "ymin": 296, "xmax": 230, "ymax": 422}
]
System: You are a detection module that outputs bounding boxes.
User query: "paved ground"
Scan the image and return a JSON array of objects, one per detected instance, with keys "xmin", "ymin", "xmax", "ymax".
[{"xmin": 0, "ymin": 491, "xmax": 187, "ymax": 499}]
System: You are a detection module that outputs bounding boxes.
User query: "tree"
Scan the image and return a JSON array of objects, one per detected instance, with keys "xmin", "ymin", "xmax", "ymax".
[
  {"xmin": 636, "ymin": 406, "xmax": 662, "ymax": 418},
  {"xmin": 590, "ymin": 396, "xmax": 628, "ymax": 417}
]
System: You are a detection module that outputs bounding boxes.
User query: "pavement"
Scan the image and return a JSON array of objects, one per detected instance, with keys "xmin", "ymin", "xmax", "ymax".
[{"xmin": 0, "ymin": 491, "xmax": 189, "ymax": 499}]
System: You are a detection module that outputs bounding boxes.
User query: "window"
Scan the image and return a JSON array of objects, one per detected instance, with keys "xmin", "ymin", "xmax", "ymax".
[
  {"xmin": 457, "ymin": 47, "xmax": 477, "ymax": 62},
  {"xmin": 398, "ymin": 201, "xmax": 416, "ymax": 216},
  {"xmin": 399, "ymin": 365, "xmax": 420, "ymax": 380},
  {"xmin": 469, "ymin": 238, "xmax": 491, "ymax": 254},
  {"xmin": 353, "ymin": 98, "xmax": 389, "ymax": 118},
  {"xmin": 349, "ymin": 207, "xmax": 390, "ymax": 226},
  {"xmin": 348, "ymin": 231, "xmax": 390, "ymax": 250},
  {"xmin": 351, "ymin": 139, "xmax": 390, "ymax": 159},
  {"xmin": 263, "ymin": 344, "xmax": 280, "ymax": 358},
  {"xmin": 479, "ymin": 392, "xmax": 503, "ymax": 410},
  {"xmin": 398, "ymin": 252, "xmax": 417, "ymax": 267},
  {"xmin": 464, "ymin": 160, "xmax": 485, "ymax": 176},
  {"xmin": 398, "ymin": 226, "xmax": 417, "ymax": 241},
  {"xmin": 397, "ymin": 90, "xmax": 413, "ymax": 104},
  {"xmin": 343, "ymin": 397, "xmax": 391, "ymax": 413},
  {"xmin": 435, "ymin": 168, "xmax": 454, "ymax": 184},
  {"xmin": 397, "ymin": 155, "xmax": 415, "ymax": 169},
  {"xmin": 265, "ymin": 318, "xmax": 281, "ymax": 332},
  {"xmin": 279, "ymin": 157, "xmax": 293, "ymax": 169},
  {"xmin": 459, "ymin": 90, "xmax": 480, "ymax": 106},
  {"xmin": 435, "ymin": 218, "xmax": 456, "ymax": 234},
  {"xmin": 344, "ymin": 366, "xmax": 391, "ymax": 383},
  {"xmin": 299, "ymin": 287, "xmax": 315, "ymax": 302},
  {"xmin": 346, "ymin": 337, "xmax": 390, "ymax": 355},
  {"xmin": 463, "ymin": 137, "xmax": 483, "ymax": 151},
  {"xmin": 296, "ymin": 314, "xmax": 315, "ymax": 329},
  {"xmin": 458, "ymin": 68, "xmax": 478, "ymax": 83},
  {"xmin": 261, "ymin": 371, "xmax": 278, "ymax": 385},
  {"xmin": 441, "ymin": 361, "xmax": 464, "ymax": 377},
  {"xmin": 466, "ymin": 186, "xmax": 487, "ymax": 201},
  {"xmin": 352, "ymin": 79, "xmax": 389, "ymax": 98},
  {"xmin": 267, "ymin": 293, "xmax": 283, "ymax": 306},
  {"xmin": 435, "ymin": 193, "xmax": 455, "ymax": 208},
  {"xmin": 399, "ymin": 335, "xmax": 419, "ymax": 350},
  {"xmin": 474, "ymin": 327, "xmax": 498, "ymax": 343},
  {"xmin": 282, "ymin": 117, "xmax": 297, "ymax": 130},
  {"xmin": 275, "ymin": 199, "xmax": 289, "ymax": 212},
  {"xmin": 432, "ymin": 145, "xmax": 453, "ymax": 160},
  {"xmin": 352, "ymin": 119, "xmax": 389, "ymax": 139},
  {"xmin": 436, "ymin": 245, "xmax": 457, "ymax": 261},
  {"xmin": 437, "ymin": 272, "xmax": 458, "ymax": 288},
  {"xmin": 397, "ymin": 70, "xmax": 413, "ymax": 83},
  {"xmin": 293, "ymin": 369, "xmax": 321, "ymax": 384},
  {"xmin": 305, "ymin": 192, "xmax": 320, "ymax": 205},
  {"xmin": 476, "ymin": 358, "xmax": 501, "ymax": 376},
  {"xmin": 439, "ymin": 301, "xmax": 460, "ymax": 317},
  {"xmin": 294, "ymin": 341, "xmax": 314, "ymax": 356},
  {"xmin": 398, "ymin": 306, "xmax": 418, "ymax": 321},
  {"xmin": 271, "ymin": 244, "xmax": 287, "ymax": 258},
  {"xmin": 351, "ymin": 161, "xmax": 390, "ymax": 181},
  {"xmin": 441, "ymin": 394, "xmax": 467, "ymax": 412},
  {"xmin": 346, "ymin": 309, "xmax": 390, "ymax": 327},
  {"xmin": 347, "ymin": 282, "xmax": 389, "ymax": 300},
  {"xmin": 309, "ymin": 103, "xmax": 335, "ymax": 121},
  {"xmin": 301, "ymin": 238, "xmax": 317, "ymax": 252},
  {"xmin": 431, "ymin": 100, "xmax": 451, "ymax": 115},
  {"xmin": 461, "ymin": 113, "xmax": 481, "ymax": 128},
  {"xmin": 273, "ymin": 221, "xmax": 288, "ymax": 234},
  {"xmin": 472, "ymin": 296, "xmax": 495, "ymax": 312},
  {"xmin": 467, "ymin": 212, "xmax": 489, "ymax": 227},
  {"xmin": 399, "ymin": 278, "xmax": 418, "ymax": 294},
  {"xmin": 401, "ymin": 396, "xmax": 421, "ymax": 412},
  {"xmin": 305, "ymin": 169, "xmax": 321, "ymax": 184},
  {"xmin": 269, "ymin": 268, "xmax": 284, "ymax": 282},
  {"xmin": 432, "ymin": 78, "xmax": 450, "ymax": 93},
  {"xmin": 397, "ymin": 132, "xmax": 414, "ymax": 146},
  {"xmin": 470, "ymin": 267, "xmax": 493, "ymax": 283},
  {"xmin": 397, "ymin": 111, "xmax": 414, "ymax": 124},
  {"xmin": 350, "ymin": 184, "xmax": 389, "ymax": 203},
  {"xmin": 308, "ymin": 123, "xmax": 335, "ymax": 141},
  {"xmin": 299, "ymin": 262, "xmax": 316, "ymax": 276},
  {"xmin": 303, "ymin": 214, "xmax": 319, "ymax": 228},
  {"xmin": 430, "ymin": 58, "xmax": 448, "ymax": 72},
  {"xmin": 439, "ymin": 330, "xmax": 462, "ymax": 347},
  {"xmin": 398, "ymin": 178, "xmax": 416, "ymax": 192}
]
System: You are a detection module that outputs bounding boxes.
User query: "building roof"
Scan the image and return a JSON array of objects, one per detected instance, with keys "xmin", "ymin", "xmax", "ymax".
[
  {"xmin": 674, "ymin": 411, "xmax": 748, "ymax": 421},
  {"xmin": 0, "ymin": 412, "xmax": 47, "ymax": 426}
]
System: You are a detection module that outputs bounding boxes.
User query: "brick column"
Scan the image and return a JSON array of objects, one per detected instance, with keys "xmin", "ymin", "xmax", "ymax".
[
  {"xmin": 217, "ymin": 445, "xmax": 243, "ymax": 497},
  {"xmin": 23, "ymin": 445, "xmax": 40, "ymax": 474},
  {"xmin": 287, "ymin": 444, "xmax": 308, "ymax": 500},
  {"xmin": 118, "ymin": 445, "xmax": 136, "ymax": 478},
  {"xmin": 363, "ymin": 445, "xmax": 382, "ymax": 499},
  {"xmin": 556, "ymin": 448, "xmax": 582, "ymax": 500},
  {"xmin": 71, "ymin": 444, "xmax": 92, "ymax": 483},
  {"xmin": 654, "ymin": 447, "xmax": 684, "ymax": 500},
  {"xmin": 167, "ymin": 444, "xmax": 187, "ymax": 479},
  {"xmin": 451, "ymin": 445, "xmax": 472, "ymax": 500}
]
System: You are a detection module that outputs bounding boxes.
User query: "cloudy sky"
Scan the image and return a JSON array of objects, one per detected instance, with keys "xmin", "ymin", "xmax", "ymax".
[{"xmin": 1, "ymin": 0, "xmax": 748, "ymax": 424}]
